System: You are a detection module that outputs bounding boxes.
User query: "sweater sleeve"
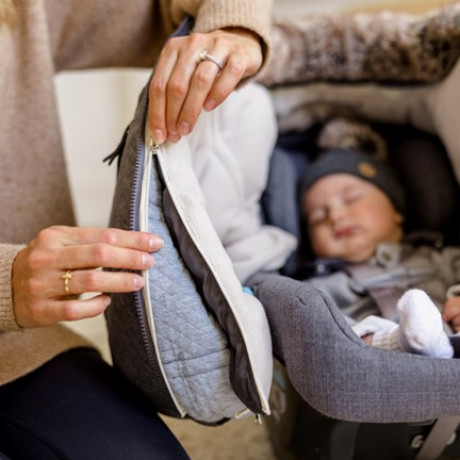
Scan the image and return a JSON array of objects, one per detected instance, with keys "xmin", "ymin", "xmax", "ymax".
[
  {"xmin": 171, "ymin": 0, "xmax": 273, "ymax": 69},
  {"xmin": 0, "ymin": 244, "xmax": 25, "ymax": 332},
  {"xmin": 44, "ymin": 0, "xmax": 272, "ymax": 72},
  {"xmin": 45, "ymin": 0, "xmax": 173, "ymax": 71}
]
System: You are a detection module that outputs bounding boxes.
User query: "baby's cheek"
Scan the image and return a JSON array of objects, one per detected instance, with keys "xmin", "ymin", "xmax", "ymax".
[
  {"xmin": 449, "ymin": 297, "xmax": 460, "ymax": 308},
  {"xmin": 444, "ymin": 298, "xmax": 460, "ymax": 319},
  {"xmin": 311, "ymin": 233, "xmax": 334, "ymax": 258}
]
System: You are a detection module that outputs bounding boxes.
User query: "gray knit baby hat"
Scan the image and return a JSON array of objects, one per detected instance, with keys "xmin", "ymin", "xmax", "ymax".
[{"xmin": 301, "ymin": 148, "xmax": 406, "ymax": 213}]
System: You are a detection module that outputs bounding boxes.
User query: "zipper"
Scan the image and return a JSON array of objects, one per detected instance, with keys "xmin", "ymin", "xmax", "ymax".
[
  {"xmin": 137, "ymin": 128, "xmax": 186, "ymax": 417},
  {"xmin": 128, "ymin": 114, "xmax": 160, "ymax": 389}
]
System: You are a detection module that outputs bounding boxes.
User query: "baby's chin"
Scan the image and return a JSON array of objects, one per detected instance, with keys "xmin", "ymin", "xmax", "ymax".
[
  {"xmin": 319, "ymin": 245, "xmax": 374, "ymax": 264},
  {"xmin": 342, "ymin": 246, "xmax": 376, "ymax": 264},
  {"xmin": 313, "ymin": 229, "xmax": 383, "ymax": 263}
]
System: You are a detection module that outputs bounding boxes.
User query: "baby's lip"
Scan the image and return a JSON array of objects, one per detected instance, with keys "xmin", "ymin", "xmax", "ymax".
[{"xmin": 334, "ymin": 226, "xmax": 356, "ymax": 238}]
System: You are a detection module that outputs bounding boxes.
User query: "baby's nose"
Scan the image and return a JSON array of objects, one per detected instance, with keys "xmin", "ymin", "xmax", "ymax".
[{"xmin": 327, "ymin": 203, "xmax": 346, "ymax": 222}]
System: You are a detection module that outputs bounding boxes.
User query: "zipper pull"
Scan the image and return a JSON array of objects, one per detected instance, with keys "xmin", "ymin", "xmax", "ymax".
[{"xmin": 148, "ymin": 135, "xmax": 160, "ymax": 156}]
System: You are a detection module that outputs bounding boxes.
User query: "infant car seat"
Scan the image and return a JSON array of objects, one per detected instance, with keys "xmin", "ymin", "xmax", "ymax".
[
  {"xmin": 252, "ymin": 4, "xmax": 460, "ymax": 459},
  {"xmin": 261, "ymin": 127, "xmax": 460, "ymax": 460}
]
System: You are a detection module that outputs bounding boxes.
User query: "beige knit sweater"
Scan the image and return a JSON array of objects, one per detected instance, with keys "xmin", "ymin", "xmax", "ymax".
[{"xmin": 0, "ymin": 0, "xmax": 272, "ymax": 385}]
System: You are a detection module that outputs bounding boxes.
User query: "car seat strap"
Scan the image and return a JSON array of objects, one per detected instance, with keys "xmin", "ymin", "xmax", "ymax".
[
  {"xmin": 413, "ymin": 416, "xmax": 460, "ymax": 460},
  {"xmin": 364, "ymin": 286, "xmax": 404, "ymax": 322},
  {"xmin": 345, "ymin": 264, "xmax": 405, "ymax": 321}
]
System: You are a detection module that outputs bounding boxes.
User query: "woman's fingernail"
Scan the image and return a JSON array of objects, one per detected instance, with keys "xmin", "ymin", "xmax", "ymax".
[
  {"xmin": 204, "ymin": 99, "xmax": 216, "ymax": 111},
  {"xmin": 178, "ymin": 122, "xmax": 190, "ymax": 136},
  {"xmin": 142, "ymin": 254, "xmax": 154, "ymax": 267},
  {"xmin": 167, "ymin": 132, "xmax": 181, "ymax": 143},
  {"xmin": 134, "ymin": 275, "xmax": 145, "ymax": 289},
  {"xmin": 152, "ymin": 129, "xmax": 165, "ymax": 145},
  {"xmin": 149, "ymin": 237, "xmax": 164, "ymax": 251}
]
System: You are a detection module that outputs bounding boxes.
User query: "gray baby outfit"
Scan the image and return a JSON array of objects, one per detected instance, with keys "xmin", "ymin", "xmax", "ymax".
[{"xmin": 305, "ymin": 241, "xmax": 460, "ymax": 335}]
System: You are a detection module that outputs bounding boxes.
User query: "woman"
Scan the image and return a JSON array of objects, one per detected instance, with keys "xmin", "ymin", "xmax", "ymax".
[{"xmin": 0, "ymin": 0, "xmax": 272, "ymax": 457}]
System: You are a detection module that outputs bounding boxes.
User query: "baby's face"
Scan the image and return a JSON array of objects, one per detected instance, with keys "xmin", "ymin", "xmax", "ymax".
[{"xmin": 302, "ymin": 174, "xmax": 403, "ymax": 263}]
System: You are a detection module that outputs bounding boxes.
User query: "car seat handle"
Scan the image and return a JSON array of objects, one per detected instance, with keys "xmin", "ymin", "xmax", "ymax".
[{"xmin": 413, "ymin": 416, "xmax": 460, "ymax": 460}]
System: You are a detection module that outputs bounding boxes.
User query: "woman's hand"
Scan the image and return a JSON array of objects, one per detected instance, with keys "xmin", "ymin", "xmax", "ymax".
[
  {"xmin": 12, "ymin": 226, "xmax": 163, "ymax": 328},
  {"xmin": 148, "ymin": 27, "xmax": 263, "ymax": 145}
]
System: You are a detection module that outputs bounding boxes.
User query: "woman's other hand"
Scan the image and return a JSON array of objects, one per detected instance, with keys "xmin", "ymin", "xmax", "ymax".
[
  {"xmin": 148, "ymin": 27, "xmax": 263, "ymax": 145},
  {"xmin": 12, "ymin": 226, "xmax": 163, "ymax": 328}
]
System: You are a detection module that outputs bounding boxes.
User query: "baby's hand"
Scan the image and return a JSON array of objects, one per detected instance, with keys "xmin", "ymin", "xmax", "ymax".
[{"xmin": 443, "ymin": 297, "xmax": 460, "ymax": 332}]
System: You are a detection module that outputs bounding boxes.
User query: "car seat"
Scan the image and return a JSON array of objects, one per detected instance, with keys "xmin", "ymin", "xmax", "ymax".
[
  {"xmin": 260, "ymin": 125, "xmax": 460, "ymax": 460},
  {"xmin": 250, "ymin": 4, "xmax": 460, "ymax": 457}
]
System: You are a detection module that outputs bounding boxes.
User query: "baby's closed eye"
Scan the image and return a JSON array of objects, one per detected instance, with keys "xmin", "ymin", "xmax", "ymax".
[
  {"xmin": 308, "ymin": 208, "xmax": 327, "ymax": 227},
  {"xmin": 343, "ymin": 188, "xmax": 363, "ymax": 204}
]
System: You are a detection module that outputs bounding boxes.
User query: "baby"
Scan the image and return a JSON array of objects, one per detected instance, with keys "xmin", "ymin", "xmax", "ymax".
[{"xmin": 300, "ymin": 148, "xmax": 460, "ymax": 358}]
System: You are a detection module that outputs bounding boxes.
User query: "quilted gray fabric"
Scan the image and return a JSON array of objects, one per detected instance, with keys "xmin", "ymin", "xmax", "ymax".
[{"xmin": 146, "ymin": 161, "xmax": 245, "ymax": 421}]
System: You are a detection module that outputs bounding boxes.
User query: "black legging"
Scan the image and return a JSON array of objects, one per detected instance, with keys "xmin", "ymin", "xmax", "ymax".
[{"xmin": 0, "ymin": 348, "xmax": 189, "ymax": 459}]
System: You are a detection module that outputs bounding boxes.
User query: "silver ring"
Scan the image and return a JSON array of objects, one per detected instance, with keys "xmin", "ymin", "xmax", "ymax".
[{"xmin": 198, "ymin": 50, "xmax": 223, "ymax": 70}]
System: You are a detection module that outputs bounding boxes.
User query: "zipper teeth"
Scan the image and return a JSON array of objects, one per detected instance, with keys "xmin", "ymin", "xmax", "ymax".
[
  {"xmin": 129, "ymin": 140, "xmax": 142, "ymax": 232},
  {"xmin": 129, "ymin": 106, "xmax": 157, "ymax": 370},
  {"xmin": 125, "ymin": 93, "xmax": 185, "ymax": 416},
  {"xmin": 141, "ymin": 137, "xmax": 187, "ymax": 417}
]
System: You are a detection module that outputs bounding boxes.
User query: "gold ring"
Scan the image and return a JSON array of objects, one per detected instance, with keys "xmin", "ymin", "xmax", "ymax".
[
  {"xmin": 62, "ymin": 269, "xmax": 72, "ymax": 296},
  {"xmin": 198, "ymin": 50, "xmax": 223, "ymax": 70}
]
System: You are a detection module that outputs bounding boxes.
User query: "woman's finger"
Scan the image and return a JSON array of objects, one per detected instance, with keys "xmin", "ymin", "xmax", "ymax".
[
  {"xmin": 14, "ymin": 263, "xmax": 146, "ymax": 305},
  {"xmin": 202, "ymin": 53, "xmax": 246, "ymax": 112},
  {"xmin": 33, "ymin": 226, "xmax": 163, "ymax": 252},
  {"xmin": 55, "ymin": 269, "xmax": 145, "ymax": 297},
  {"xmin": 51, "ymin": 244, "xmax": 154, "ymax": 271},
  {"xmin": 149, "ymin": 43, "xmax": 180, "ymax": 145},
  {"xmin": 176, "ymin": 50, "xmax": 225, "ymax": 133},
  {"xmin": 21, "ymin": 294, "xmax": 113, "ymax": 328},
  {"xmin": 163, "ymin": 35, "xmax": 209, "ymax": 140},
  {"xmin": 202, "ymin": 32, "xmax": 262, "ymax": 112}
]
